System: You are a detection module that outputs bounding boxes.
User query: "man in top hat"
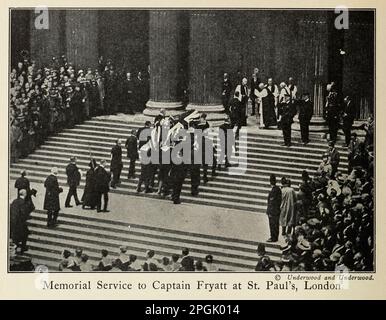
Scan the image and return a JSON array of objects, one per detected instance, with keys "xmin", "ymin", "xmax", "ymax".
[
  {"xmin": 125, "ymin": 129, "xmax": 139, "ymax": 179},
  {"xmin": 94, "ymin": 159, "xmax": 111, "ymax": 212},
  {"xmin": 10, "ymin": 189, "xmax": 29, "ymax": 252},
  {"xmin": 298, "ymin": 92, "xmax": 313, "ymax": 145},
  {"xmin": 65, "ymin": 156, "xmax": 82, "ymax": 208},
  {"xmin": 342, "ymin": 95, "xmax": 357, "ymax": 147},
  {"xmin": 266, "ymin": 174, "xmax": 282, "ymax": 242},
  {"xmin": 110, "ymin": 139, "xmax": 123, "ymax": 189},
  {"xmin": 44, "ymin": 167, "xmax": 63, "ymax": 227}
]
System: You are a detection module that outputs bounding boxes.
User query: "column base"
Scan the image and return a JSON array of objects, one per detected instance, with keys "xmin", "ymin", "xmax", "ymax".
[
  {"xmin": 143, "ymin": 100, "xmax": 186, "ymax": 117},
  {"xmin": 186, "ymin": 104, "xmax": 227, "ymax": 126}
]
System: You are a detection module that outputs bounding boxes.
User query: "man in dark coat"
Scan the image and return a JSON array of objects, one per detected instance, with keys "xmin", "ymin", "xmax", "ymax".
[
  {"xmin": 221, "ymin": 73, "xmax": 232, "ymax": 113},
  {"xmin": 342, "ymin": 95, "xmax": 356, "ymax": 146},
  {"xmin": 326, "ymin": 141, "xmax": 340, "ymax": 178},
  {"xmin": 250, "ymin": 69, "xmax": 260, "ymax": 116},
  {"xmin": 14, "ymin": 170, "xmax": 36, "ymax": 218},
  {"xmin": 218, "ymin": 116, "xmax": 234, "ymax": 168},
  {"xmin": 65, "ymin": 156, "xmax": 82, "ymax": 207},
  {"xmin": 298, "ymin": 93, "xmax": 314, "ymax": 145},
  {"xmin": 171, "ymin": 148, "xmax": 187, "ymax": 204},
  {"xmin": 136, "ymin": 121, "xmax": 152, "ymax": 149},
  {"xmin": 278, "ymin": 95, "xmax": 297, "ymax": 147},
  {"xmin": 44, "ymin": 167, "xmax": 63, "ymax": 227},
  {"xmin": 125, "ymin": 130, "xmax": 138, "ymax": 179},
  {"xmin": 122, "ymin": 72, "xmax": 135, "ymax": 114},
  {"xmin": 266, "ymin": 174, "xmax": 282, "ymax": 242},
  {"xmin": 324, "ymin": 84, "xmax": 341, "ymax": 143},
  {"xmin": 110, "ymin": 140, "xmax": 123, "ymax": 188},
  {"xmin": 229, "ymin": 92, "xmax": 242, "ymax": 137},
  {"xmin": 10, "ymin": 189, "xmax": 29, "ymax": 252},
  {"xmin": 94, "ymin": 160, "xmax": 111, "ymax": 212}
]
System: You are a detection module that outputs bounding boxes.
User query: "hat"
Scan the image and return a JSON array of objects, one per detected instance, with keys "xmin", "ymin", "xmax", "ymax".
[
  {"xmin": 307, "ymin": 218, "xmax": 321, "ymax": 226},
  {"xmin": 297, "ymin": 239, "xmax": 311, "ymax": 251},
  {"xmin": 327, "ymin": 180, "xmax": 342, "ymax": 196},
  {"xmin": 78, "ymin": 70, "xmax": 84, "ymax": 75},
  {"xmin": 51, "ymin": 167, "xmax": 58, "ymax": 175},
  {"xmin": 330, "ymin": 252, "xmax": 341, "ymax": 262}
]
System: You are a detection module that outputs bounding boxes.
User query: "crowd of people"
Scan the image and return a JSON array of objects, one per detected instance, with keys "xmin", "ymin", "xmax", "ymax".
[
  {"xmin": 261, "ymin": 116, "xmax": 374, "ymax": 271},
  {"xmin": 10, "ymin": 52, "xmax": 150, "ymax": 163},
  {"xmin": 9, "ymin": 53, "xmax": 374, "ymax": 271},
  {"xmin": 58, "ymin": 246, "xmax": 219, "ymax": 272}
]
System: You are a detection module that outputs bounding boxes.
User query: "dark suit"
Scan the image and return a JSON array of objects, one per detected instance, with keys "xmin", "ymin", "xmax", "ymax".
[
  {"xmin": 249, "ymin": 77, "xmax": 259, "ymax": 115},
  {"xmin": 342, "ymin": 100, "xmax": 356, "ymax": 145},
  {"xmin": 10, "ymin": 197, "xmax": 29, "ymax": 248},
  {"xmin": 298, "ymin": 99, "xmax": 313, "ymax": 143},
  {"xmin": 327, "ymin": 147, "xmax": 340, "ymax": 178},
  {"xmin": 125, "ymin": 135, "xmax": 138, "ymax": 178},
  {"xmin": 266, "ymin": 185, "xmax": 282, "ymax": 241},
  {"xmin": 278, "ymin": 102, "xmax": 296, "ymax": 146},
  {"xmin": 222, "ymin": 79, "xmax": 232, "ymax": 113},
  {"xmin": 122, "ymin": 79, "xmax": 135, "ymax": 114},
  {"xmin": 65, "ymin": 163, "xmax": 81, "ymax": 206},
  {"xmin": 325, "ymin": 91, "xmax": 341, "ymax": 143},
  {"xmin": 110, "ymin": 145, "xmax": 123, "ymax": 188},
  {"xmin": 94, "ymin": 166, "xmax": 110, "ymax": 211},
  {"xmin": 44, "ymin": 174, "xmax": 63, "ymax": 225}
]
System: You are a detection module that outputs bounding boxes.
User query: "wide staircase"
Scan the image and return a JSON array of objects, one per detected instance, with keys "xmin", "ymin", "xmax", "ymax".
[{"xmin": 10, "ymin": 117, "xmax": 349, "ymax": 271}]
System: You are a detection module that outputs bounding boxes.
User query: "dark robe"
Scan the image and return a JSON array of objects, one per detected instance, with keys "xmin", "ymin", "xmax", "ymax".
[
  {"xmin": 10, "ymin": 197, "xmax": 29, "ymax": 245},
  {"xmin": 261, "ymin": 89, "xmax": 277, "ymax": 127},
  {"xmin": 43, "ymin": 174, "xmax": 62, "ymax": 211},
  {"xmin": 14, "ymin": 176, "xmax": 35, "ymax": 216},
  {"xmin": 81, "ymin": 168, "xmax": 97, "ymax": 208}
]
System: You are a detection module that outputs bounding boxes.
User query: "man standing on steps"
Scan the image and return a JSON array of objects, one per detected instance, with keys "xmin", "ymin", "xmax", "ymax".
[
  {"xmin": 95, "ymin": 159, "xmax": 110, "ymax": 213},
  {"xmin": 326, "ymin": 141, "xmax": 340, "ymax": 179},
  {"xmin": 342, "ymin": 95, "xmax": 356, "ymax": 147},
  {"xmin": 278, "ymin": 95, "xmax": 296, "ymax": 147},
  {"xmin": 44, "ymin": 167, "xmax": 63, "ymax": 228},
  {"xmin": 10, "ymin": 189, "xmax": 29, "ymax": 253},
  {"xmin": 298, "ymin": 92, "xmax": 313, "ymax": 145},
  {"xmin": 110, "ymin": 139, "xmax": 123, "ymax": 189},
  {"xmin": 266, "ymin": 174, "xmax": 282, "ymax": 243},
  {"xmin": 125, "ymin": 130, "xmax": 138, "ymax": 179},
  {"xmin": 65, "ymin": 156, "xmax": 82, "ymax": 208}
]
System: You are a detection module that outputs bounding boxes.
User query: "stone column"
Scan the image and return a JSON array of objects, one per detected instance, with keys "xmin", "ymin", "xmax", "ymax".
[
  {"xmin": 186, "ymin": 12, "xmax": 226, "ymax": 124},
  {"xmin": 65, "ymin": 10, "xmax": 99, "ymax": 69},
  {"xmin": 143, "ymin": 11, "xmax": 186, "ymax": 117},
  {"xmin": 30, "ymin": 10, "xmax": 66, "ymax": 66}
]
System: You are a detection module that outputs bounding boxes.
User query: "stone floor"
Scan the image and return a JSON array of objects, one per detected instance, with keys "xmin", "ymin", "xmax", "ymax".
[{"xmin": 9, "ymin": 178, "xmax": 289, "ymax": 245}]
